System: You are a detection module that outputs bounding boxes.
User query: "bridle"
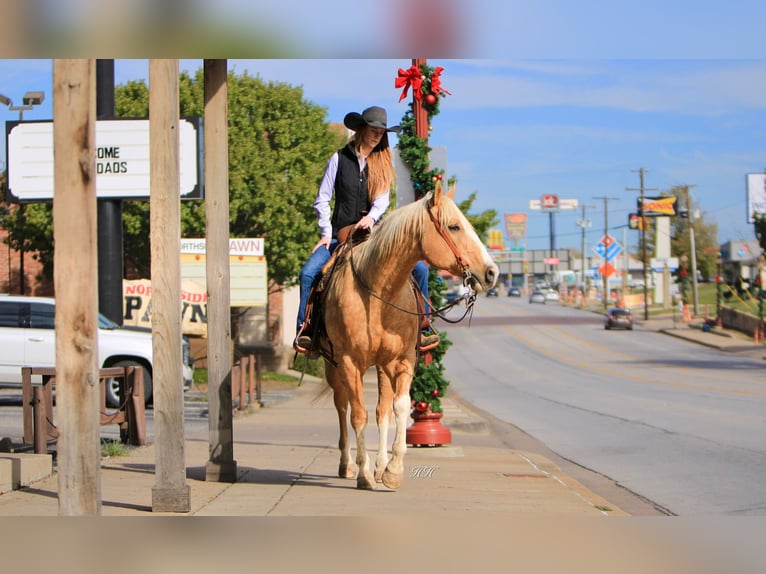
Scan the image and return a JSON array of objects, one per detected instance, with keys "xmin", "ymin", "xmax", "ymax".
[{"xmin": 347, "ymin": 203, "xmax": 478, "ymax": 323}]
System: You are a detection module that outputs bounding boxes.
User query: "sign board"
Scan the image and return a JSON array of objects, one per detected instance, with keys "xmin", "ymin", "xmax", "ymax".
[
  {"xmin": 650, "ymin": 257, "xmax": 679, "ymax": 272},
  {"xmin": 637, "ymin": 195, "xmax": 677, "ymax": 217},
  {"xmin": 529, "ymin": 197, "xmax": 579, "ymax": 211},
  {"xmin": 123, "ymin": 279, "xmax": 208, "ymax": 337},
  {"xmin": 181, "ymin": 238, "xmax": 267, "ymax": 307},
  {"xmin": 504, "ymin": 212, "xmax": 527, "ymax": 238},
  {"xmin": 746, "ymin": 172, "xmax": 766, "ymax": 223},
  {"xmin": 6, "ymin": 118, "xmax": 203, "ymax": 202},
  {"xmin": 598, "ymin": 262, "xmax": 616, "ymax": 279},
  {"xmin": 594, "ymin": 235, "xmax": 622, "ymax": 262}
]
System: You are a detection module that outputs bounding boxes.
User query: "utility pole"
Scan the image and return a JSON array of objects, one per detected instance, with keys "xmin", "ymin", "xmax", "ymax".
[
  {"xmin": 682, "ymin": 184, "xmax": 699, "ymax": 316},
  {"xmin": 627, "ymin": 168, "xmax": 657, "ymax": 321},
  {"xmin": 576, "ymin": 204, "xmax": 595, "ymax": 305},
  {"xmin": 593, "ymin": 196, "xmax": 619, "ymax": 311}
]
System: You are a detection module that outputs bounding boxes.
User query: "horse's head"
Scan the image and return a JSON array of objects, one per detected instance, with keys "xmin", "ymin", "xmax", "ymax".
[{"xmin": 421, "ymin": 182, "xmax": 499, "ymax": 293}]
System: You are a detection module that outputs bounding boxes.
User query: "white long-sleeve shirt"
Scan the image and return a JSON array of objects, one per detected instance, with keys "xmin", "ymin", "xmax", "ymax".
[{"xmin": 313, "ymin": 151, "xmax": 391, "ymax": 239}]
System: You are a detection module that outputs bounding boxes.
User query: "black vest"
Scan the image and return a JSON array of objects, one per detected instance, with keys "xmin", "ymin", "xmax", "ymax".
[{"xmin": 330, "ymin": 145, "xmax": 370, "ymax": 238}]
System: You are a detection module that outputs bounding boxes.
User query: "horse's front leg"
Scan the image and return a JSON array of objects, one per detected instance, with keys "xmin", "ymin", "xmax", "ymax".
[
  {"xmin": 327, "ymin": 368, "xmax": 356, "ymax": 479},
  {"xmin": 381, "ymin": 372, "xmax": 414, "ymax": 490},
  {"xmin": 374, "ymin": 369, "xmax": 393, "ymax": 482}
]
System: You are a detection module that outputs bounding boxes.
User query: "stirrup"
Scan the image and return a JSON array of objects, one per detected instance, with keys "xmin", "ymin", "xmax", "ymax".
[
  {"xmin": 294, "ymin": 334, "xmax": 320, "ymax": 359},
  {"xmin": 417, "ymin": 331, "xmax": 440, "ymax": 352}
]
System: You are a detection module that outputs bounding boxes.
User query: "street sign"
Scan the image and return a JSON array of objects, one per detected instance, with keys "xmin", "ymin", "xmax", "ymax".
[
  {"xmin": 594, "ymin": 235, "xmax": 622, "ymax": 262},
  {"xmin": 599, "ymin": 262, "xmax": 616, "ymax": 278}
]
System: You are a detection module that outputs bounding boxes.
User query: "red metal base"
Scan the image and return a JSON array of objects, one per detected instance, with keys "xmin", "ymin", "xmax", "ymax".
[{"xmin": 406, "ymin": 411, "xmax": 452, "ymax": 447}]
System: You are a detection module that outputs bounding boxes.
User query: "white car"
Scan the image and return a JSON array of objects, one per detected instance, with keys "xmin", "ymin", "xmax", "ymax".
[
  {"xmin": 543, "ymin": 289, "xmax": 560, "ymax": 302},
  {"xmin": 0, "ymin": 295, "xmax": 193, "ymax": 407}
]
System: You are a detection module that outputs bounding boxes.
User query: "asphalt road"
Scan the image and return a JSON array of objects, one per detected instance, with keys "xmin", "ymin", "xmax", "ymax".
[{"xmin": 440, "ymin": 294, "xmax": 766, "ymax": 516}]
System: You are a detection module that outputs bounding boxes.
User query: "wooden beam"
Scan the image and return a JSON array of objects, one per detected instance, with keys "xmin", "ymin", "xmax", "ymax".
[
  {"xmin": 203, "ymin": 58, "xmax": 237, "ymax": 482},
  {"xmin": 149, "ymin": 59, "xmax": 190, "ymax": 512},
  {"xmin": 52, "ymin": 58, "xmax": 101, "ymax": 516}
]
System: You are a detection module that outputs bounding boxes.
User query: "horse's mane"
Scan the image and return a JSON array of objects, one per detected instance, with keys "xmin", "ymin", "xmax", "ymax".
[{"xmin": 354, "ymin": 191, "xmax": 458, "ymax": 269}]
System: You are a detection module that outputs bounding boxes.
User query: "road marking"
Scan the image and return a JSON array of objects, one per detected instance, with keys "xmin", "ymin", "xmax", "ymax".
[{"xmin": 500, "ymin": 324, "xmax": 766, "ymax": 398}]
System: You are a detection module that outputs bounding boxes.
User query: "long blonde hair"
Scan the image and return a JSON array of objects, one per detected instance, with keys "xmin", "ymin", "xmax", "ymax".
[{"xmin": 352, "ymin": 126, "xmax": 396, "ymax": 202}]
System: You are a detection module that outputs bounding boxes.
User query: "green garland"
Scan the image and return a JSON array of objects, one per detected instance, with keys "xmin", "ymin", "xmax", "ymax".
[{"xmin": 395, "ymin": 62, "xmax": 452, "ymax": 413}]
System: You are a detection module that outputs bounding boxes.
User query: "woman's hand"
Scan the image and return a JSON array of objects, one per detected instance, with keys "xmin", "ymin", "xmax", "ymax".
[
  {"xmin": 354, "ymin": 215, "xmax": 375, "ymax": 231},
  {"xmin": 312, "ymin": 236, "xmax": 331, "ymax": 253}
]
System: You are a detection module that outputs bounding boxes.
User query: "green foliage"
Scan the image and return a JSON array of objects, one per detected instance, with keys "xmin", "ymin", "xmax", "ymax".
[
  {"xmin": 669, "ymin": 185, "xmax": 719, "ymax": 281},
  {"xmin": 395, "ymin": 62, "xmax": 498, "ymax": 413},
  {"xmin": 754, "ymin": 212, "xmax": 766, "ymax": 253},
  {"xmin": 3, "ymin": 68, "xmax": 345, "ymax": 288},
  {"xmin": 117, "ymin": 68, "xmax": 346, "ymax": 288}
]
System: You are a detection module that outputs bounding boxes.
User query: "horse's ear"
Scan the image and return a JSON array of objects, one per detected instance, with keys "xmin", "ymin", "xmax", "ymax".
[{"xmin": 432, "ymin": 179, "xmax": 443, "ymax": 207}]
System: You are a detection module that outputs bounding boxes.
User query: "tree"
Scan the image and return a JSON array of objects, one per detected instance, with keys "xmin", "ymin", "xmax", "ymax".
[
  {"xmin": 668, "ymin": 185, "xmax": 719, "ymax": 281},
  {"xmin": 2, "ymin": 70, "xmax": 346, "ymax": 290}
]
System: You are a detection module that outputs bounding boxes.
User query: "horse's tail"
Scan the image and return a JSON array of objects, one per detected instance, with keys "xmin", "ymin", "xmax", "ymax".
[{"xmin": 311, "ymin": 381, "xmax": 333, "ymax": 405}]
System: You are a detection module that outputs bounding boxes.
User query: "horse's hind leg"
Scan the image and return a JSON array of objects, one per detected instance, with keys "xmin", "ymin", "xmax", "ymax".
[
  {"xmin": 342, "ymin": 363, "xmax": 375, "ymax": 490},
  {"xmin": 374, "ymin": 368, "xmax": 393, "ymax": 482},
  {"xmin": 326, "ymin": 367, "xmax": 356, "ymax": 479}
]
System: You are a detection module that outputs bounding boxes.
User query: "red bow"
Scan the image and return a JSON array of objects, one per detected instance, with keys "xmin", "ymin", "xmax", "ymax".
[
  {"xmin": 395, "ymin": 65, "xmax": 423, "ymax": 102},
  {"xmin": 430, "ymin": 66, "xmax": 451, "ymax": 97}
]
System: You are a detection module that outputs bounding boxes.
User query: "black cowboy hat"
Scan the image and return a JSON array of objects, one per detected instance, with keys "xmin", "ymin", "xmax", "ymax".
[{"xmin": 343, "ymin": 106, "xmax": 401, "ymax": 133}]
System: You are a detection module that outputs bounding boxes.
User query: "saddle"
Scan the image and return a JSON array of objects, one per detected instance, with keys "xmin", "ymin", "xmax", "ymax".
[{"xmin": 295, "ymin": 227, "xmax": 371, "ymax": 360}]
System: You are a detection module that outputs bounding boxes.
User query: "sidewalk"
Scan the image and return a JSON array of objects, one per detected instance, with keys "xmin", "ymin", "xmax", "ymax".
[
  {"xmin": 638, "ymin": 312, "xmax": 766, "ymax": 357},
  {"xmin": 0, "ymin": 367, "xmax": 632, "ymax": 517}
]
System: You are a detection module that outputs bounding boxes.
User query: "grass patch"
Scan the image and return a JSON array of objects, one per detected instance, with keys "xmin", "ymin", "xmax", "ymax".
[{"xmin": 101, "ymin": 439, "xmax": 129, "ymax": 458}]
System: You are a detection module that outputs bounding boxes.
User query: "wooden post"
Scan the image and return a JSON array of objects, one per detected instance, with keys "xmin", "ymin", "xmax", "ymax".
[
  {"xmin": 149, "ymin": 59, "xmax": 190, "ymax": 512},
  {"xmin": 254, "ymin": 354, "xmax": 262, "ymax": 405},
  {"xmin": 238, "ymin": 355, "xmax": 247, "ymax": 411},
  {"xmin": 52, "ymin": 59, "xmax": 102, "ymax": 515},
  {"xmin": 203, "ymin": 59, "xmax": 237, "ymax": 482}
]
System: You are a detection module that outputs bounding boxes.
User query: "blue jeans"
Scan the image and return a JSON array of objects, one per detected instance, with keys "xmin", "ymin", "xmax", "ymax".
[
  {"xmin": 297, "ymin": 240, "xmax": 337, "ymax": 333},
  {"xmin": 412, "ymin": 260, "xmax": 431, "ymax": 315}
]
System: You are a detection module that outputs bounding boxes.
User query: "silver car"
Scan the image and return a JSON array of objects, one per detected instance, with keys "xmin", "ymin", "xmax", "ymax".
[{"xmin": 529, "ymin": 290, "xmax": 546, "ymax": 304}]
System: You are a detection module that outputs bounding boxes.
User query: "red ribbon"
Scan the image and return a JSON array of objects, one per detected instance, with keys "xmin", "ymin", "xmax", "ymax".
[
  {"xmin": 395, "ymin": 65, "xmax": 423, "ymax": 102},
  {"xmin": 430, "ymin": 66, "xmax": 451, "ymax": 97}
]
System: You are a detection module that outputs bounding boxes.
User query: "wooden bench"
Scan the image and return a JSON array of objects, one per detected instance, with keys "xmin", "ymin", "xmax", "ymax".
[{"xmin": 21, "ymin": 366, "xmax": 147, "ymax": 454}]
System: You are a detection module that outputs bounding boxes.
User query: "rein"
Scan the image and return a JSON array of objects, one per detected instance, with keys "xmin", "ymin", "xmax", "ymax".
[{"xmin": 346, "ymin": 205, "xmax": 478, "ymax": 323}]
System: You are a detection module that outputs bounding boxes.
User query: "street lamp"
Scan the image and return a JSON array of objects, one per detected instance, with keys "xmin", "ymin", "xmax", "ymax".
[
  {"xmin": 1, "ymin": 90, "xmax": 46, "ymax": 295},
  {"xmin": 0, "ymin": 91, "xmax": 45, "ymax": 120}
]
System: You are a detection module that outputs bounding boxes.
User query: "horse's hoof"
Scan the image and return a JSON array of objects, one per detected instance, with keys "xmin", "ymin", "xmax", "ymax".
[
  {"xmin": 374, "ymin": 469, "xmax": 384, "ymax": 483},
  {"xmin": 381, "ymin": 469, "xmax": 402, "ymax": 490},
  {"xmin": 357, "ymin": 475, "xmax": 375, "ymax": 490},
  {"xmin": 339, "ymin": 463, "xmax": 357, "ymax": 479}
]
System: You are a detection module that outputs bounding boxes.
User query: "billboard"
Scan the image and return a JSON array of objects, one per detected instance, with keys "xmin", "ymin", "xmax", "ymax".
[
  {"xmin": 746, "ymin": 172, "xmax": 766, "ymax": 223},
  {"xmin": 638, "ymin": 196, "xmax": 677, "ymax": 217},
  {"xmin": 504, "ymin": 212, "xmax": 527, "ymax": 238},
  {"xmin": 6, "ymin": 117, "xmax": 203, "ymax": 202}
]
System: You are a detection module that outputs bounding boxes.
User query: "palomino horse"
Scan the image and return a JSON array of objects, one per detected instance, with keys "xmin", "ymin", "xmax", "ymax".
[{"xmin": 319, "ymin": 182, "xmax": 498, "ymax": 489}]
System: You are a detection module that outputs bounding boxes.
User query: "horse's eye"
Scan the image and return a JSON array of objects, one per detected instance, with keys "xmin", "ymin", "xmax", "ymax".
[{"xmin": 448, "ymin": 224, "xmax": 460, "ymax": 232}]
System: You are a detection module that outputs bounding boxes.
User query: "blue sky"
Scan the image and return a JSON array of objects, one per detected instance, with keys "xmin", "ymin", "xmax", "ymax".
[{"xmin": 3, "ymin": 58, "xmax": 765, "ymax": 253}]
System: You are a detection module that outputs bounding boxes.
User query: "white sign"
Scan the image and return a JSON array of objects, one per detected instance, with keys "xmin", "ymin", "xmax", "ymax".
[
  {"xmin": 529, "ymin": 198, "xmax": 579, "ymax": 211},
  {"xmin": 180, "ymin": 237, "xmax": 265, "ymax": 257},
  {"xmin": 7, "ymin": 118, "xmax": 202, "ymax": 201},
  {"xmin": 650, "ymin": 257, "xmax": 679, "ymax": 271},
  {"xmin": 746, "ymin": 173, "xmax": 766, "ymax": 223}
]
